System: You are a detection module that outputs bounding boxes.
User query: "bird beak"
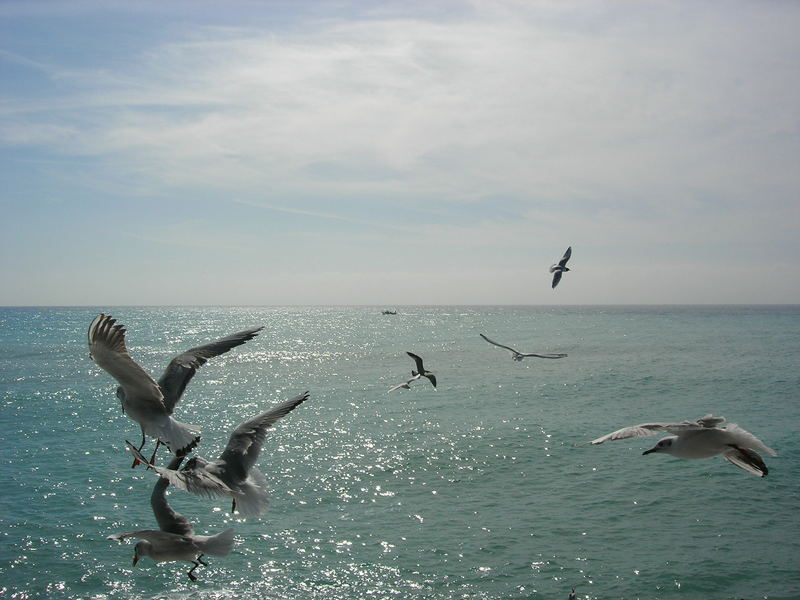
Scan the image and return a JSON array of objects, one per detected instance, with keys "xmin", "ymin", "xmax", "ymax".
[
  {"xmin": 132, "ymin": 555, "xmax": 139, "ymax": 567},
  {"xmin": 642, "ymin": 447, "xmax": 656, "ymax": 455}
]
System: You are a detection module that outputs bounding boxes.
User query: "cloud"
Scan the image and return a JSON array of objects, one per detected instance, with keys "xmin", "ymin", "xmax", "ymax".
[
  {"xmin": 1, "ymin": 0, "xmax": 798, "ymax": 304},
  {"xmin": 3, "ymin": 1, "xmax": 796, "ymax": 210}
]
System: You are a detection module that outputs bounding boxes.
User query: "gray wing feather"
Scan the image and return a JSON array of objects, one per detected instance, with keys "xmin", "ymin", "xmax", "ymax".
[
  {"xmin": 724, "ymin": 423, "xmax": 777, "ymax": 456},
  {"xmin": 723, "ymin": 447, "xmax": 769, "ymax": 477},
  {"xmin": 558, "ymin": 246, "xmax": 572, "ymax": 267},
  {"xmin": 158, "ymin": 327, "xmax": 263, "ymax": 413},
  {"xmin": 479, "ymin": 334, "xmax": 520, "ymax": 354},
  {"xmin": 88, "ymin": 314, "xmax": 166, "ymax": 412},
  {"xmin": 107, "ymin": 529, "xmax": 191, "ymax": 545},
  {"xmin": 589, "ymin": 423, "xmax": 675, "ymax": 445},
  {"xmin": 590, "ymin": 415, "xmax": 730, "ymax": 445},
  {"xmin": 125, "ymin": 442, "xmax": 236, "ymax": 499},
  {"xmin": 218, "ymin": 391, "xmax": 310, "ymax": 481},
  {"xmin": 406, "ymin": 352, "xmax": 425, "ymax": 373}
]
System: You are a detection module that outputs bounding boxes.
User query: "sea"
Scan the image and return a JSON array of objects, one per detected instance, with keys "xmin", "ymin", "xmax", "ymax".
[{"xmin": 0, "ymin": 305, "xmax": 798, "ymax": 600}]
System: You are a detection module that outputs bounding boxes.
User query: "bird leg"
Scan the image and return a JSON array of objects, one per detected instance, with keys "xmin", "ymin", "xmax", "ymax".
[
  {"xmin": 231, "ymin": 498, "xmax": 237, "ymax": 513},
  {"xmin": 148, "ymin": 439, "xmax": 162, "ymax": 466},
  {"xmin": 131, "ymin": 428, "xmax": 146, "ymax": 469},
  {"xmin": 197, "ymin": 553, "xmax": 208, "ymax": 566}
]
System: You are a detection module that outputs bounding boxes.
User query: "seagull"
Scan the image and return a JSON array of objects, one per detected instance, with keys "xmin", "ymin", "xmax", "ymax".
[
  {"xmin": 586, "ymin": 414, "xmax": 777, "ymax": 477},
  {"xmin": 108, "ymin": 454, "xmax": 235, "ymax": 582},
  {"xmin": 479, "ymin": 333, "xmax": 567, "ymax": 361},
  {"xmin": 387, "ymin": 374, "xmax": 422, "ymax": 393},
  {"xmin": 550, "ymin": 246, "xmax": 572, "ymax": 288},
  {"xmin": 406, "ymin": 352, "xmax": 436, "ymax": 388},
  {"xmin": 127, "ymin": 391, "xmax": 310, "ymax": 516},
  {"xmin": 88, "ymin": 314, "xmax": 263, "ymax": 465},
  {"xmin": 89, "ymin": 314, "xmax": 201, "ymax": 461}
]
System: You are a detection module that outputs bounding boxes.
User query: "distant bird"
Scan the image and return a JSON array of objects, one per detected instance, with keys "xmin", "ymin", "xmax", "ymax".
[
  {"xmin": 586, "ymin": 414, "xmax": 777, "ymax": 477},
  {"xmin": 550, "ymin": 246, "xmax": 572, "ymax": 288},
  {"xmin": 406, "ymin": 352, "xmax": 437, "ymax": 388},
  {"xmin": 88, "ymin": 314, "xmax": 263, "ymax": 465},
  {"xmin": 569, "ymin": 589, "xmax": 577, "ymax": 600},
  {"xmin": 128, "ymin": 391, "xmax": 310, "ymax": 516},
  {"xmin": 387, "ymin": 374, "xmax": 422, "ymax": 393},
  {"xmin": 108, "ymin": 454, "xmax": 235, "ymax": 582},
  {"xmin": 479, "ymin": 333, "xmax": 567, "ymax": 361}
]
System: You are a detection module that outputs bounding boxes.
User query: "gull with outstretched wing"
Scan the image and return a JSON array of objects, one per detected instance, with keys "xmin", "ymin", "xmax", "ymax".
[
  {"xmin": 479, "ymin": 333, "xmax": 567, "ymax": 361},
  {"xmin": 549, "ymin": 246, "xmax": 572, "ymax": 289},
  {"xmin": 585, "ymin": 414, "xmax": 777, "ymax": 477},
  {"xmin": 128, "ymin": 391, "xmax": 310, "ymax": 516},
  {"xmin": 108, "ymin": 454, "xmax": 235, "ymax": 581}
]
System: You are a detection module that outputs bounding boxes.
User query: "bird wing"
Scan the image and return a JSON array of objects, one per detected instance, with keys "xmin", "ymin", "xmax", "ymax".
[
  {"xmin": 88, "ymin": 314, "xmax": 166, "ymax": 412},
  {"xmin": 695, "ymin": 414, "xmax": 726, "ymax": 428},
  {"xmin": 125, "ymin": 442, "xmax": 236, "ymax": 500},
  {"xmin": 589, "ymin": 416, "xmax": 730, "ymax": 445},
  {"xmin": 157, "ymin": 327, "xmax": 263, "ymax": 414},
  {"xmin": 589, "ymin": 422, "xmax": 677, "ymax": 445},
  {"xmin": 389, "ymin": 374, "xmax": 421, "ymax": 392},
  {"xmin": 150, "ymin": 455, "xmax": 194, "ymax": 536},
  {"xmin": 479, "ymin": 334, "xmax": 520, "ymax": 354},
  {"xmin": 518, "ymin": 352, "xmax": 568, "ymax": 359},
  {"xmin": 558, "ymin": 246, "xmax": 572, "ymax": 267},
  {"xmin": 107, "ymin": 529, "xmax": 191, "ymax": 546},
  {"xmin": 722, "ymin": 447, "xmax": 769, "ymax": 477},
  {"xmin": 724, "ymin": 423, "xmax": 777, "ymax": 456},
  {"xmin": 551, "ymin": 271, "xmax": 563, "ymax": 289},
  {"xmin": 406, "ymin": 352, "xmax": 425, "ymax": 374},
  {"xmin": 425, "ymin": 373, "xmax": 437, "ymax": 388},
  {"xmin": 217, "ymin": 391, "xmax": 310, "ymax": 481}
]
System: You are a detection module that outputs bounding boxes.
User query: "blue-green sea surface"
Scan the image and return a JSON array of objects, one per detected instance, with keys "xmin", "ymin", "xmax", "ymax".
[{"xmin": 1, "ymin": 306, "xmax": 798, "ymax": 600}]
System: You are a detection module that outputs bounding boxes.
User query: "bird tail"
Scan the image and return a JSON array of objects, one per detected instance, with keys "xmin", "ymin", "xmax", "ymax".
[
  {"xmin": 234, "ymin": 468, "xmax": 270, "ymax": 517},
  {"xmin": 195, "ymin": 528, "xmax": 236, "ymax": 557},
  {"xmin": 156, "ymin": 417, "xmax": 201, "ymax": 456}
]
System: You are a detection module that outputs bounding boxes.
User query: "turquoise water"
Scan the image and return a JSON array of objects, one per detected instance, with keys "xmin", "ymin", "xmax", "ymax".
[{"xmin": 1, "ymin": 305, "xmax": 798, "ymax": 600}]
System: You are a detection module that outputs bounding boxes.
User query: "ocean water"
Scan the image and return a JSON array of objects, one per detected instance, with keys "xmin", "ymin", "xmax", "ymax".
[{"xmin": 0, "ymin": 305, "xmax": 798, "ymax": 600}]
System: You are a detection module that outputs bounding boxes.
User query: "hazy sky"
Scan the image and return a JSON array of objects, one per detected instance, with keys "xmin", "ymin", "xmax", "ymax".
[{"xmin": 1, "ymin": 0, "xmax": 798, "ymax": 305}]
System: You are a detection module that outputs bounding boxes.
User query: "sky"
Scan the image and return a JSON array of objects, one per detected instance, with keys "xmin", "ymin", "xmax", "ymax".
[{"xmin": 1, "ymin": 0, "xmax": 798, "ymax": 306}]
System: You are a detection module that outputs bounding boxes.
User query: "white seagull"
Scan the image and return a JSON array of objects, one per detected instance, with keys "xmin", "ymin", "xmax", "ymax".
[
  {"xmin": 108, "ymin": 454, "xmax": 235, "ymax": 581},
  {"xmin": 406, "ymin": 352, "xmax": 436, "ymax": 388},
  {"xmin": 88, "ymin": 314, "xmax": 263, "ymax": 464},
  {"xmin": 587, "ymin": 414, "xmax": 777, "ymax": 477},
  {"xmin": 479, "ymin": 333, "xmax": 567, "ymax": 361},
  {"xmin": 550, "ymin": 246, "xmax": 572, "ymax": 288},
  {"xmin": 128, "ymin": 391, "xmax": 310, "ymax": 516},
  {"xmin": 387, "ymin": 374, "xmax": 422, "ymax": 393}
]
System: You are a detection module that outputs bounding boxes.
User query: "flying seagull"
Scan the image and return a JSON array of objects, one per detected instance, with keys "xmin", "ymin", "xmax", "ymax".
[
  {"xmin": 127, "ymin": 391, "xmax": 310, "ymax": 516},
  {"xmin": 406, "ymin": 352, "xmax": 436, "ymax": 388},
  {"xmin": 89, "ymin": 314, "xmax": 201, "ymax": 461},
  {"xmin": 387, "ymin": 374, "xmax": 422, "ymax": 393},
  {"xmin": 88, "ymin": 314, "xmax": 263, "ymax": 465},
  {"xmin": 108, "ymin": 454, "xmax": 235, "ymax": 582},
  {"xmin": 550, "ymin": 246, "xmax": 572, "ymax": 288},
  {"xmin": 586, "ymin": 414, "xmax": 777, "ymax": 477},
  {"xmin": 479, "ymin": 334, "xmax": 567, "ymax": 361}
]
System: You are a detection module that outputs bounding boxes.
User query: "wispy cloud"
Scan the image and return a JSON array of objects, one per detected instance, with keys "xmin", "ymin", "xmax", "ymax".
[
  {"xmin": 1, "ymin": 0, "xmax": 798, "ymax": 304},
  {"xmin": 4, "ymin": 2, "xmax": 798, "ymax": 214}
]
